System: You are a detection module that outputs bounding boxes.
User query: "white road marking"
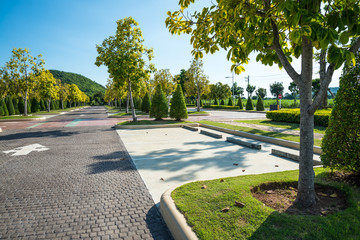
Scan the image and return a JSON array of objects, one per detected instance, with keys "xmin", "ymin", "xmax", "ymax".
[{"xmin": 3, "ymin": 144, "xmax": 49, "ymax": 156}]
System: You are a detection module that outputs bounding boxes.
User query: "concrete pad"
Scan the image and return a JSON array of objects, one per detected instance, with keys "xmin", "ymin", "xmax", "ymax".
[{"xmin": 116, "ymin": 127, "xmax": 303, "ymax": 205}]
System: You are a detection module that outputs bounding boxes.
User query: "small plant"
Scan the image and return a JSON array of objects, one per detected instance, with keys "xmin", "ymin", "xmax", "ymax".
[
  {"xmin": 141, "ymin": 92, "xmax": 151, "ymax": 113},
  {"xmin": 228, "ymin": 97, "xmax": 233, "ymax": 106},
  {"xmin": 214, "ymin": 99, "xmax": 218, "ymax": 105},
  {"xmin": 220, "ymin": 99, "xmax": 225, "ymax": 105},
  {"xmin": 237, "ymin": 98, "xmax": 243, "ymax": 109},
  {"xmin": 256, "ymin": 95, "xmax": 265, "ymax": 111},
  {"xmin": 6, "ymin": 96, "xmax": 15, "ymax": 115},
  {"xmin": 246, "ymin": 97, "xmax": 254, "ymax": 110}
]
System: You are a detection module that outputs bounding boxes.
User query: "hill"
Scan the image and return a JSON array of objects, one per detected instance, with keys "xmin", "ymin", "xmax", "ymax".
[{"xmin": 50, "ymin": 70, "xmax": 105, "ymax": 97}]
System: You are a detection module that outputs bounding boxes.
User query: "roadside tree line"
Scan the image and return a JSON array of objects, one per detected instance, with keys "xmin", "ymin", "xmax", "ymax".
[{"xmin": 0, "ymin": 48, "xmax": 89, "ymax": 116}]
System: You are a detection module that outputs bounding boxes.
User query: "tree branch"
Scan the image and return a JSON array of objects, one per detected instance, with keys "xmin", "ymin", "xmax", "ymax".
[{"xmin": 349, "ymin": 37, "xmax": 360, "ymax": 53}]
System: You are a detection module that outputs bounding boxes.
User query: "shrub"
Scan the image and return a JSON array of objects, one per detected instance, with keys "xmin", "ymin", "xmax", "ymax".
[
  {"xmin": 141, "ymin": 92, "xmax": 151, "ymax": 113},
  {"xmin": 237, "ymin": 98, "xmax": 243, "ymax": 109},
  {"xmin": 186, "ymin": 104, "xmax": 195, "ymax": 107},
  {"xmin": 31, "ymin": 98, "xmax": 41, "ymax": 113},
  {"xmin": 6, "ymin": 96, "xmax": 15, "ymax": 115},
  {"xmin": 13, "ymin": 98, "xmax": 19, "ymax": 114},
  {"xmin": 27, "ymin": 100, "xmax": 32, "ymax": 113},
  {"xmin": 266, "ymin": 108, "xmax": 331, "ymax": 127},
  {"xmin": 18, "ymin": 99, "xmax": 24, "ymax": 114},
  {"xmin": 150, "ymin": 85, "xmax": 168, "ymax": 120},
  {"xmin": 246, "ymin": 97, "xmax": 254, "ymax": 110},
  {"xmin": 202, "ymin": 105, "xmax": 239, "ymax": 110},
  {"xmin": 40, "ymin": 99, "xmax": 46, "ymax": 111},
  {"xmin": 214, "ymin": 99, "xmax": 218, "ymax": 105},
  {"xmin": 256, "ymin": 95, "xmax": 265, "ymax": 111},
  {"xmin": 220, "ymin": 99, "xmax": 225, "ymax": 105},
  {"xmin": 0, "ymin": 98, "xmax": 8, "ymax": 116},
  {"xmin": 228, "ymin": 97, "xmax": 233, "ymax": 106},
  {"xmin": 170, "ymin": 85, "xmax": 188, "ymax": 120},
  {"xmin": 321, "ymin": 59, "xmax": 360, "ymax": 173}
]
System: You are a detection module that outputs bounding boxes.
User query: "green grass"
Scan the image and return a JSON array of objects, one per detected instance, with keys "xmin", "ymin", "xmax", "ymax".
[
  {"xmin": 34, "ymin": 107, "xmax": 81, "ymax": 115},
  {"xmin": 112, "ymin": 111, "xmax": 147, "ymax": 117},
  {"xmin": 235, "ymin": 119, "xmax": 327, "ymax": 134},
  {"xmin": 188, "ymin": 111, "xmax": 209, "ymax": 115},
  {"xmin": 172, "ymin": 168, "xmax": 360, "ymax": 240},
  {"xmin": 117, "ymin": 120, "xmax": 194, "ymax": 125},
  {"xmin": 0, "ymin": 115, "xmax": 41, "ymax": 120},
  {"xmin": 198, "ymin": 120, "xmax": 322, "ymax": 146}
]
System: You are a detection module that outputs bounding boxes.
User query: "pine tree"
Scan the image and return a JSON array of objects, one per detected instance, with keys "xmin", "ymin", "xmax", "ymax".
[
  {"xmin": 150, "ymin": 85, "xmax": 168, "ymax": 120},
  {"xmin": 6, "ymin": 96, "xmax": 15, "ymax": 115},
  {"xmin": 237, "ymin": 98, "xmax": 243, "ymax": 109},
  {"xmin": 228, "ymin": 97, "xmax": 233, "ymax": 106},
  {"xmin": 31, "ymin": 98, "xmax": 41, "ymax": 113},
  {"xmin": 220, "ymin": 99, "xmax": 225, "ymax": 105},
  {"xmin": 214, "ymin": 99, "xmax": 218, "ymax": 105},
  {"xmin": 256, "ymin": 95, "xmax": 265, "ymax": 111},
  {"xmin": 321, "ymin": 55, "xmax": 360, "ymax": 173},
  {"xmin": 141, "ymin": 92, "xmax": 151, "ymax": 113},
  {"xmin": 1, "ymin": 98, "xmax": 9, "ymax": 116},
  {"xmin": 40, "ymin": 99, "xmax": 46, "ymax": 111},
  {"xmin": 18, "ymin": 99, "xmax": 24, "ymax": 114},
  {"xmin": 27, "ymin": 100, "xmax": 32, "ymax": 113},
  {"xmin": 13, "ymin": 98, "xmax": 20, "ymax": 114},
  {"xmin": 246, "ymin": 97, "xmax": 254, "ymax": 110},
  {"xmin": 170, "ymin": 84, "xmax": 188, "ymax": 121}
]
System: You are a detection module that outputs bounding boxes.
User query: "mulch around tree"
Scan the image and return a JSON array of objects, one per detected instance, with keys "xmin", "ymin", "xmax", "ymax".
[{"xmin": 251, "ymin": 181, "xmax": 348, "ymax": 216}]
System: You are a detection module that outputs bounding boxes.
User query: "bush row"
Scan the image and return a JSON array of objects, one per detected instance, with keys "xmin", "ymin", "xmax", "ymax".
[{"xmin": 265, "ymin": 109, "xmax": 331, "ymax": 127}]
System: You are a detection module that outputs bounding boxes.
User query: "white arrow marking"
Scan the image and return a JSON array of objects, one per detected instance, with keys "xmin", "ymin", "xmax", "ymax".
[{"xmin": 3, "ymin": 144, "xmax": 49, "ymax": 156}]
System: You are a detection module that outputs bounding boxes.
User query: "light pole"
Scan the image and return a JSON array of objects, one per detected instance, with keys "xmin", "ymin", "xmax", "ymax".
[
  {"xmin": 226, "ymin": 72, "xmax": 235, "ymax": 104},
  {"xmin": 244, "ymin": 75, "xmax": 250, "ymax": 98}
]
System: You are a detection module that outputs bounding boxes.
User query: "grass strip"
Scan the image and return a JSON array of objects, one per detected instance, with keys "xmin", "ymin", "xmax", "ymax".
[
  {"xmin": 198, "ymin": 120, "xmax": 322, "ymax": 146},
  {"xmin": 188, "ymin": 111, "xmax": 209, "ymax": 115},
  {"xmin": 112, "ymin": 111, "xmax": 147, "ymax": 116},
  {"xmin": 0, "ymin": 115, "xmax": 41, "ymax": 120},
  {"xmin": 117, "ymin": 120, "xmax": 193, "ymax": 125},
  {"xmin": 235, "ymin": 119, "xmax": 327, "ymax": 134},
  {"xmin": 172, "ymin": 168, "xmax": 360, "ymax": 240}
]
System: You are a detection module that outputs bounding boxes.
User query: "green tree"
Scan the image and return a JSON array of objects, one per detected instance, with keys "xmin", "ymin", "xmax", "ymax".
[
  {"xmin": 220, "ymin": 99, "xmax": 225, "ymax": 105},
  {"xmin": 38, "ymin": 70, "xmax": 59, "ymax": 112},
  {"xmin": 95, "ymin": 17, "xmax": 154, "ymax": 122},
  {"xmin": 153, "ymin": 69, "xmax": 176, "ymax": 107},
  {"xmin": 245, "ymin": 97, "xmax": 254, "ymax": 110},
  {"xmin": 0, "ymin": 98, "xmax": 8, "ymax": 116},
  {"xmin": 150, "ymin": 85, "xmax": 168, "ymax": 120},
  {"xmin": 170, "ymin": 84, "xmax": 188, "ymax": 121},
  {"xmin": 256, "ymin": 88, "xmax": 267, "ymax": 99},
  {"xmin": 166, "ymin": 0, "xmax": 360, "ymax": 207},
  {"xmin": 270, "ymin": 82, "xmax": 284, "ymax": 105},
  {"xmin": 209, "ymin": 82, "xmax": 231, "ymax": 105},
  {"xmin": 289, "ymin": 82, "xmax": 299, "ymax": 106},
  {"xmin": 321, "ymin": 53, "xmax": 360, "ymax": 173},
  {"xmin": 246, "ymin": 84, "xmax": 256, "ymax": 98},
  {"xmin": 174, "ymin": 69, "xmax": 188, "ymax": 95},
  {"xmin": 31, "ymin": 98, "xmax": 40, "ymax": 113},
  {"xmin": 231, "ymin": 82, "xmax": 244, "ymax": 98},
  {"xmin": 141, "ymin": 92, "xmax": 151, "ymax": 113},
  {"xmin": 237, "ymin": 97, "xmax": 243, "ymax": 110},
  {"xmin": 227, "ymin": 97, "xmax": 233, "ymax": 106},
  {"xmin": 12, "ymin": 98, "xmax": 19, "ymax": 114},
  {"xmin": 4, "ymin": 48, "xmax": 45, "ymax": 116},
  {"xmin": 256, "ymin": 95, "xmax": 265, "ymax": 111},
  {"xmin": 6, "ymin": 96, "xmax": 15, "ymax": 115},
  {"xmin": 185, "ymin": 59, "xmax": 210, "ymax": 112}
]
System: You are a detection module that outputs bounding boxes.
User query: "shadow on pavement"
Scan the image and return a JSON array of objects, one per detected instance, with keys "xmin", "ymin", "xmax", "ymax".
[
  {"xmin": 0, "ymin": 130, "xmax": 80, "ymax": 141},
  {"xmin": 146, "ymin": 205, "xmax": 173, "ymax": 240}
]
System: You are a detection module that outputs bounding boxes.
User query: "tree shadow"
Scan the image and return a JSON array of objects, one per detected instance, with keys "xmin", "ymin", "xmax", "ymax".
[
  {"xmin": 88, "ymin": 151, "xmax": 134, "ymax": 174},
  {"xmin": 0, "ymin": 130, "xmax": 80, "ymax": 141},
  {"xmin": 145, "ymin": 205, "xmax": 173, "ymax": 240}
]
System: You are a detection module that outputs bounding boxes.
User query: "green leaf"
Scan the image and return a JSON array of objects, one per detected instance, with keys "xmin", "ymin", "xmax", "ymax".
[
  {"xmin": 339, "ymin": 32, "xmax": 349, "ymax": 45},
  {"xmin": 301, "ymin": 25, "xmax": 312, "ymax": 37}
]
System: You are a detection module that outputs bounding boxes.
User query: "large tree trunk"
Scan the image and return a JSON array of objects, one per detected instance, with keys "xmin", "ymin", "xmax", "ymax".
[
  {"xmin": 196, "ymin": 89, "xmax": 201, "ymax": 112},
  {"xmin": 48, "ymin": 98, "xmax": 51, "ymax": 112},
  {"xmin": 126, "ymin": 92, "xmax": 130, "ymax": 113},
  {"xmin": 114, "ymin": 98, "xmax": 117, "ymax": 108},
  {"xmin": 294, "ymin": 37, "xmax": 316, "ymax": 208},
  {"xmin": 24, "ymin": 92, "xmax": 28, "ymax": 116},
  {"xmin": 61, "ymin": 100, "xmax": 64, "ymax": 110},
  {"xmin": 128, "ymin": 78, "xmax": 137, "ymax": 122},
  {"xmin": 119, "ymin": 97, "xmax": 122, "ymax": 111}
]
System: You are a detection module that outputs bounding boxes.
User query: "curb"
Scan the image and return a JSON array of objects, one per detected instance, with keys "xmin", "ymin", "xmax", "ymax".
[
  {"xmin": 0, "ymin": 117, "xmax": 46, "ymax": 122},
  {"xmin": 114, "ymin": 123, "xmax": 200, "ymax": 129},
  {"xmin": 160, "ymin": 188, "xmax": 198, "ymax": 240},
  {"xmin": 200, "ymin": 123, "xmax": 322, "ymax": 154}
]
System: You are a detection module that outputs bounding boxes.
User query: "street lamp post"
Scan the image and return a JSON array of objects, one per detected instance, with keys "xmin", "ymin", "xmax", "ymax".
[
  {"xmin": 226, "ymin": 72, "xmax": 235, "ymax": 104},
  {"xmin": 244, "ymin": 75, "xmax": 250, "ymax": 98}
]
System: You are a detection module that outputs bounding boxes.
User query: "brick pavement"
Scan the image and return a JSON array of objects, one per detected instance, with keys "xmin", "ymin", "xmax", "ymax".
[{"xmin": 0, "ymin": 107, "xmax": 172, "ymax": 239}]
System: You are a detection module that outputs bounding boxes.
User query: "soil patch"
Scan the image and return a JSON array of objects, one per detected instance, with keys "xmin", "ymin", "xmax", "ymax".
[
  {"xmin": 327, "ymin": 171, "xmax": 360, "ymax": 187},
  {"xmin": 251, "ymin": 181, "xmax": 347, "ymax": 216}
]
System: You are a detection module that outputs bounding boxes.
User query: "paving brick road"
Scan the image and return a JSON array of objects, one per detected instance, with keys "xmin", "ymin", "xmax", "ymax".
[{"xmin": 0, "ymin": 107, "xmax": 172, "ymax": 239}]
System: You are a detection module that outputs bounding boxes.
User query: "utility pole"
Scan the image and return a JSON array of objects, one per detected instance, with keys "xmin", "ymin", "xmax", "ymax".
[
  {"xmin": 225, "ymin": 72, "xmax": 235, "ymax": 104},
  {"xmin": 244, "ymin": 75, "xmax": 250, "ymax": 98}
]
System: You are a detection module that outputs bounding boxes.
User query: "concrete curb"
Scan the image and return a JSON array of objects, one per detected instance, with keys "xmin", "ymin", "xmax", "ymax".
[
  {"xmin": 114, "ymin": 123, "xmax": 200, "ymax": 129},
  {"xmin": 160, "ymin": 188, "xmax": 198, "ymax": 240},
  {"xmin": 108, "ymin": 114, "xmax": 149, "ymax": 118},
  {"xmin": 200, "ymin": 129, "xmax": 222, "ymax": 139},
  {"xmin": 271, "ymin": 149, "xmax": 322, "ymax": 166},
  {"xmin": 226, "ymin": 137, "xmax": 262, "ymax": 150},
  {"xmin": 0, "ymin": 117, "xmax": 46, "ymax": 122},
  {"xmin": 200, "ymin": 123, "xmax": 322, "ymax": 154}
]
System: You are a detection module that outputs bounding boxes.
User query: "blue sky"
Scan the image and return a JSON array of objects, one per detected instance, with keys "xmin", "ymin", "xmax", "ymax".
[{"xmin": 0, "ymin": 0, "xmax": 341, "ymax": 97}]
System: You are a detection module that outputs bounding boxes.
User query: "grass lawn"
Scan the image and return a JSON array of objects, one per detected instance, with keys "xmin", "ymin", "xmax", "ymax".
[
  {"xmin": 112, "ymin": 111, "xmax": 147, "ymax": 117},
  {"xmin": 172, "ymin": 168, "xmax": 360, "ymax": 239},
  {"xmin": 117, "ymin": 120, "xmax": 194, "ymax": 125},
  {"xmin": 235, "ymin": 119, "xmax": 327, "ymax": 134},
  {"xmin": 198, "ymin": 120, "xmax": 322, "ymax": 146},
  {"xmin": 0, "ymin": 115, "xmax": 41, "ymax": 120},
  {"xmin": 188, "ymin": 111, "xmax": 209, "ymax": 115},
  {"xmin": 35, "ymin": 107, "xmax": 81, "ymax": 115}
]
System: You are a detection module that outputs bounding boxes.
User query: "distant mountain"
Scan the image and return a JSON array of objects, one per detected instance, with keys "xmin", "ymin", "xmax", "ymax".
[{"xmin": 50, "ymin": 70, "xmax": 105, "ymax": 97}]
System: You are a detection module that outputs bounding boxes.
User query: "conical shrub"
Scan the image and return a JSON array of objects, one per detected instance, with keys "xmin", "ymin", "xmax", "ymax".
[
  {"xmin": 27, "ymin": 100, "xmax": 32, "ymax": 113},
  {"xmin": 220, "ymin": 99, "xmax": 225, "ymax": 105},
  {"xmin": 150, "ymin": 85, "xmax": 168, "ymax": 120},
  {"xmin": 141, "ymin": 92, "xmax": 151, "ymax": 113},
  {"xmin": 237, "ymin": 98, "xmax": 243, "ymax": 109},
  {"xmin": 256, "ymin": 95, "xmax": 265, "ymax": 111},
  {"xmin": 228, "ymin": 97, "xmax": 233, "ymax": 106},
  {"xmin": 6, "ymin": 96, "xmax": 15, "ymax": 115},
  {"xmin": 18, "ymin": 99, "xmax": 24, "ymax": 114},
  {"xmin": 31, "ymin": 98, "xmax": 41, "ymax": 113},
  {"xmin": 170, "ymin": 85, "xmax": 188, "ymax": 121},
  {"xmin": 0, "ymin": 98, "xmax": 8, "ymax": 116},
  {"xmin": 13, "ymin": 98, "xmax": 20, "ymax": 114},
  {"xmin": 214, "ymin": 99, "xmax": 218, "ymax": 105},
  {"xmin": 246, "ymin": 97, "xmax": 254, "ymax": 110}
]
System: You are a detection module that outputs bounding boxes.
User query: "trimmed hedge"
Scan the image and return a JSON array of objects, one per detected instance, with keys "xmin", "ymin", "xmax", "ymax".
[
  {"xmin": 266, "ymin": 108, "xmax": 331, "ymax": 127},
  {"xmin": 186, "ymin": 104, "xmax": 195, "ymax": 107},
  {"xmin": 203, "ymin": 105, "xmax": 240, "ymax": 110}
]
